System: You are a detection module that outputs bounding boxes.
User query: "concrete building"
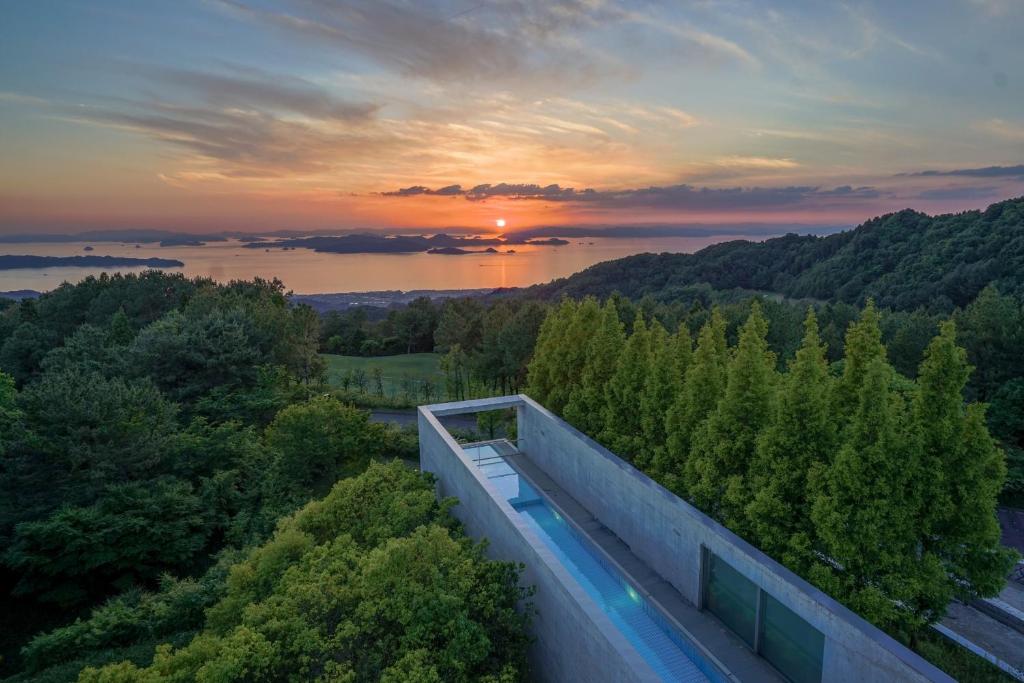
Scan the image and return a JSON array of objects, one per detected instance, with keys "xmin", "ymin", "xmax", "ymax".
[{"xmin": 418, "ymin": 394, "xmax": 954, "ymax": 683}]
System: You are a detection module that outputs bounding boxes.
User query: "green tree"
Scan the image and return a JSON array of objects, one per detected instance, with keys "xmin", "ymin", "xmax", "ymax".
[
  {"xmin": 0, "ymin": 370, "xmax": 20, "ymax": 456},
  {"xmin": 433, "ymin": 298, "xmax": 484, "ymax": 353},
  {"xmin": 639, "ymin": 322, "xmax": 690, "ymax": 468},
  {"xmin": 5, "ymin": 479, "xmax": 216, "ymax": 607},
  {"xmin": 885, "ymin": 308, "xmax": 938, "ymax": 379},
  {"xmin": 494, "ymin": 300, "xmax": 547, "ymax": 394},
  {"xmin": 657, "ymin": 309, "xmax": 728, "ymax": 493},
  {"xmin": 39, "ymin": 324, "xmax": 128, "ymax": 378},
  {"xmin": 833, "ymin": 300, "xmax": 885, "ymax": 422},
  {"xmin": 600, "ymin": 314, "xmax": 652, "ymax": 462},
  {"xmin": 810, "ymin": 358, "xmax": 945, "ymax": 638},
  {"xmin": 130, "ymin": 309, "xmax": 263, "ymax": 406},
  {"xmin": 3, "ymin": 370, "xmax": 179, "ymax": 523},
  {"xmin": 79, "ymin": 462, "xmax": 531, "ymax": 683},
  {"xmin": 282, "ymin": 304, "xmax": 326, "ymax": 386},
  {"xmin": 564, "ymin": 299, "xmax": 625, "ymax": 437},
  {"xmin": 989, "ymin": 378, "xmax": 1024, "ymax": 498},
  {"xmin": 107, "ymin": 307, "xmax": 135, "ymax": 347},
  {"xmin": 746, "ymin": 309, "xmax": 835, "ymax": 567},
  {"xmin": 440, "ymin": 345, "xmax": 469, "ymax": 401},
  {"xmin": 265, "ymin": 397, "xmax": 382, "ymax": 487},
  {"xmin": 526, "ymin": 298, "xmax": 575, "ymax": 410},
  {"xmin": 527, "ymin": 298, "xmax": 598, "ymax": 414},
  {"xmin": 914, "ymin": 321, "xmax": 1017, "ymax": 608},
  {"xmin": 389, "ymin": 297, "xmax": 438, "ymax": 354},
  {"xmin": 685, "ymin": 303, "xmax": 777, "ymax": 530},
  {"xmin": 0, "ymin": 321, "xmax": 56, "ymax": 384},
  {"xmin": 954, "ymin": 285, "xmax": 1024, "ymax": 401}
]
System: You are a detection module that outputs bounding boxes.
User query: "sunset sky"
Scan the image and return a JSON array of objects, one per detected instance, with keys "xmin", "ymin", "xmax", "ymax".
[{"xmin": 1, "ymin": 0, "xmax": 1023, "ymax": 234}]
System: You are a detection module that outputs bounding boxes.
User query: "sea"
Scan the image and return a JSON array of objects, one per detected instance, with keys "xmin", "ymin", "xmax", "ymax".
[{"xmin": 0, "ymin": 235, "xmax": 766, "ymax": 295}]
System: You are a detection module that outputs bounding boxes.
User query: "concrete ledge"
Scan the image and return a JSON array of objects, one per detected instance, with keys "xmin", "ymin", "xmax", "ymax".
[{"xmin": 972, "ymin": 597, "xmax": 1024, "ymax": 634}]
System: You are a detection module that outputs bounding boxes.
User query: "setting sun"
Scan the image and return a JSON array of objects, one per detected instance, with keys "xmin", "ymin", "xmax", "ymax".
[{"xmin": 495, "ymin": 218, "xmax": 506, "ymax": 228}]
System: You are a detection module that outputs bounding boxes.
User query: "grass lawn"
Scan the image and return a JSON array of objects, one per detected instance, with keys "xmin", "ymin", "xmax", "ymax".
[{"xmin": 323, "ymin": 353, "xmax": 444, "ymax": 396}]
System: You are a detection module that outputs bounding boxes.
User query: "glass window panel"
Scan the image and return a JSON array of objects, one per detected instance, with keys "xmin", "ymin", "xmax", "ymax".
[
  {"xmin": 760, "ymin": 593, "xmax": 824, "ymax": 683},
  {"xmin": 705, "ymin": 552, "xmax": 758, "ymax": 647}
]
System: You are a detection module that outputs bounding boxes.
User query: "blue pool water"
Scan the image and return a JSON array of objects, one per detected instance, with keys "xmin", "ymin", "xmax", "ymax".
[{"xmin": 464, "ymin": 444, "xmax": 721, "ymax": 683}]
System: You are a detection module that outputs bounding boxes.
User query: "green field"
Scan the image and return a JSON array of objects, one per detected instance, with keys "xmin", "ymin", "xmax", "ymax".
[{"xmin": 323, "ymin": 353, "xmax": 444, "ymax": 395}]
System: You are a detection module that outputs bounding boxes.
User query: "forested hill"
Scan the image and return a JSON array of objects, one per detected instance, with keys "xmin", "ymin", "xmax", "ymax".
[{"xmin": 531, "ymin": 196, "xmax": 1024, "ymax": 312}]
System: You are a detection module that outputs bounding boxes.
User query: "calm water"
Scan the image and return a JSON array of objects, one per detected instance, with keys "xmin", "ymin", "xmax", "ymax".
[
  {"xmin": 465, "ymin": 443, "xmax": 717, "ymax": 683},
  {"xmin": 0, "ymin": 235, "xmax": 762, "ymax": 294}
]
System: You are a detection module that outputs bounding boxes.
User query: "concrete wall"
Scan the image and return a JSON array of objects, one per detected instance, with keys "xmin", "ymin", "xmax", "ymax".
[
  {"xmin": 417, "ymin": 403, "xmax": 664, "ymax": 683},
  {"xmin": 513, "ymin": 394, "xmax": 952, "ymax": 683}
]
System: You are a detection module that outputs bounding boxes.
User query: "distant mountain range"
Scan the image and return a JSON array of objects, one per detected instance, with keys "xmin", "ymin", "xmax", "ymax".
[
  {"xmin": 0, "ymin": 230, "xmax": 227, "ymax": 244},
  {"xmin": 529, "ymin": 197, "xmax": 1024, "ymax": 312},
  {"xmin": 0, "ymin": 290, "xmax": 40, "ymax": 301}
]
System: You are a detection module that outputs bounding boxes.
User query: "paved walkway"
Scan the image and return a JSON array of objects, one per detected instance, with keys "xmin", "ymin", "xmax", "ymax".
[
  {"xmin": 508, "ymin": 448, "xmax": 783, "ymax": 683},
  {"xmin": 939, "ymin": 602, "xmax": 1024, "ymax": 680}
]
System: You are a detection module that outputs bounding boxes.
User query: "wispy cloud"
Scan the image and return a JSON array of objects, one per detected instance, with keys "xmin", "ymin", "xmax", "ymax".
[
  {"xmin": 714, "ymin": 156, "xmax": 799, "ymax": 169},
  {"xmin": 61, "ymin": 99, "xmax": 394, "ymax": 177},
  {"xmin": 143, "ymin": 65, "xmax": 380, "ymax": 122},
  {"xmin": 974, "ymin": 118, "xmax": 1024, "ymax": 141},
  {"xmin": 382, "ymin": 181, "xmax": 882, "ymax": 211},
  {"xmin": 213, "ymin": 0, "xmax": 622, "ymax": 89},
  {"xmin": 0, "ymin": 91, "xmax": 49, "ymax": 107},
  {"xmin": 902, "ymin": 165, "xmax": 1024, "ymax": 178},
  {"xmin": 916, "ymin": 186, "xmax": 999, "ymax": 200}
]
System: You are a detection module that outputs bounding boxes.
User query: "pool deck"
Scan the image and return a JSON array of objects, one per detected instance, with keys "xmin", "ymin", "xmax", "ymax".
[{"xmin": 488, "ymin": 440, "xmax": 784, "ymax": 683}]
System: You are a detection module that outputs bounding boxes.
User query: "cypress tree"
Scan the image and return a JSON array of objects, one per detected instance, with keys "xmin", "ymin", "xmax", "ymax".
[
  {"xmin": 658, "ymin": 310, "xmax": 728, "ymax": 494},
  {"xmin": 641, "ymin": 323, "xmax": 691, "ymax": 472},
  {"xmin": 685, "ymin": 302, "xmax": 777, "ymax": 530},
  {"xmin": 600, "ymin": 314, "xmax": 652, "ymax": 461},
  {"xmin": 746, "ymin": 309, "xmax": 835, "ymax": 567},
  {"xmin": 914, "ymin": 321, "xmax": 1017, "ymax": 607},
  {"xmin": 527, "ymin": 298, "xmax": 600, "ymax": 414},
  {"xmin": 526, "ymin": 299, "xmax": 575, "ymax": 409},
  {"xmin": 810, "ymin": 357, "xmax": 945, "ymax": 637},
  {"xmin": 565, "ymin": 299, "xmax": 626, "ymax": 437},
  {"xmin": 833, "ymin": 299, "xmax": 885, "ymax": 420}
]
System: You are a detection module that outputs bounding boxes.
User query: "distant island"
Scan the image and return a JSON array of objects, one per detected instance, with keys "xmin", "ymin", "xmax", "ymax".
[
  {"xmin": 0, "ymin": 255, "xmax": 184, "ymax": 270},
  {"xmin": 159, "ymin": 238, "xmax": 206, "ymax": 247},
  {"xmin": 521, "ymin": 237, "xmax": 569, "ymax": 246},
  {"xmin": 427, "ymin": 246, "xmax": 503, "ymax": 255},
  {"xmin": 246, "ymin": 232, "xmax": 568, "ymax": 255}
]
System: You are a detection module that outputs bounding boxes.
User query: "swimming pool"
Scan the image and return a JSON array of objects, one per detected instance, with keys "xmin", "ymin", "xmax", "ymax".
[{"xmin": 464, "ymin": 443, "xmax": 725, "ymax": 683}]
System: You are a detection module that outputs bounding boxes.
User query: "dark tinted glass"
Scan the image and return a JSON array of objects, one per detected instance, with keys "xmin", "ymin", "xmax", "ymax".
[
  {"xmin": 760, "ymin": 592, "xmax": 824, "ymax": 683},
  {"xmin": 705, "ymin": 553, "xmax": 758, "ymax": 647}
]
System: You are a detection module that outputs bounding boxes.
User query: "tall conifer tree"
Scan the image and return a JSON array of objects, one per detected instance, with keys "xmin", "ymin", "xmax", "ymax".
[
  {"xmin": 527, "ymin": 298, "xmax": 600, "ymax": 414},
  {"xmin": 685, "ymin": 303, "xmax": 777, "ymax": 530},
  {"xmin": 810, "ymin": 357, "xmax": 945, "ymax": 637},
  {"xmin": 565, "ymin": 299, "xmax": 626, "ymax": 437},
  {"xmin": 914, "ymin": 321, "xmax": 1017, "ymax": 608},
  {"xmin": 746, "ymin": 309, "xmax": 835, "ymax": 567},
  {"xmin": 600, "ymin": 314, "xmax": 652, "ymax": 461},
  {"xmin": 658, "ymin": 310, "xmax": 728, "ymax": 494},
  {"xmin": 833, "ymin": 300, "xmax": 885, "ymax": 421},
  {"xmin": 641, "ymin": 324, "xmax": 691, "ymax": 471},
  {"xmin": 526, "ymin": 299, "xmax": 576, "ymax": 409}
]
